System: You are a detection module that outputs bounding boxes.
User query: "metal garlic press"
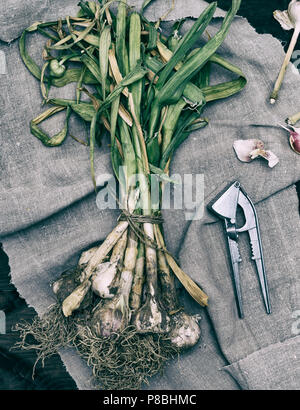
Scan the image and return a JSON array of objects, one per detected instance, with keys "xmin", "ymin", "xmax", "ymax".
[{"xmin": 208, "ymin": 181, "xmax": 271, "ymax": 319}]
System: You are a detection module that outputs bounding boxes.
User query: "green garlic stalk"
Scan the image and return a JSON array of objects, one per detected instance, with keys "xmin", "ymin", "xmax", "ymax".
[
  {"xmin": 129, "ymin": 241, "xmax": 145, "ymax": 311},
  {"xmin": 127, "ymin": 12, "xmax": 170, "ymax": 334}
]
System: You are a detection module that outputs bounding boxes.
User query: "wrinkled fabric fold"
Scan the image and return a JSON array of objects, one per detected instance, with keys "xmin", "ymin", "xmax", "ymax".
[
  {"xmin": 0, "ymin": 0, "xmax": 225, "ymax": 43},
  {"xmin": 223, "ymin": 335, "xmax": 300, "ymax": 390}
]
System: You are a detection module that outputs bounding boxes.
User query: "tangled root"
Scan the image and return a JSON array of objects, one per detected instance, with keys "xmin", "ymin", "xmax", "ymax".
[
  {"xmin": 14, "ymin": 304, "xmax": 78, "ymax": 376},
  {"xmin": 14, "ymin": 304, "xmax": 180, "ymax": 389},
  {"xmin": 75, "ymin": 325, "xmax": 180, "ymax": 390}
]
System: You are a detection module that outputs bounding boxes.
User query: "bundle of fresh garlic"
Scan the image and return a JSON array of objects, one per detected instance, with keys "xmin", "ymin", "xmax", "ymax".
[{"xmin": 15, "ymin": 0, "xmax": 246, "ymax": 389}]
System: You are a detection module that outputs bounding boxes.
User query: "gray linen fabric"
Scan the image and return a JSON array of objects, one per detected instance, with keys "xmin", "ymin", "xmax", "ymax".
[
  {"xmin": 0, "ymin": 0, "xmax": 225, "ymax": 43},
  {"xmin": 0, "ymin": 0, "xmax": 300, "ymax": 390},
  {"xmin": 223, "ymin": 335, "xmax": 300, "ymax": 390}
]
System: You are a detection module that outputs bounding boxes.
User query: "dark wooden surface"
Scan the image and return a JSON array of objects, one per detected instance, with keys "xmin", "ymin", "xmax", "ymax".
[
  {"xmin": 0, "ymin": 245, "xmax": 77, "ymax": 390},
  {"xmin": 0, "ymin": 0, "xmax": 299, "ymax": 390}
]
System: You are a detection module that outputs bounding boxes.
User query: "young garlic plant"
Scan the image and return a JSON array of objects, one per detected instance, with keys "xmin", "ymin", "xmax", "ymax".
[
  {"xmin": 132, "ymin": 202, "xmax": 171, "ymax": 335},
  {"xmin": 270, "ymin": 0, "xmax": 300, "ymax": 104},
  {"xmin": 156, "ymin": 228, "xmax": 201, "ymax": 349},
  {"xmin": 127, "ymin": 11, "xmax": 171, "ymax": 335}
]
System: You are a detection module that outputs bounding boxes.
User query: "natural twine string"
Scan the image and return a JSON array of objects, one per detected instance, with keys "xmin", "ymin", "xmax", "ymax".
[
  {"xmin": 107, "ymin": 185, "xmax": 178, "ymax": 262},
  {"xmin": 117, "ymin": 210, "xmax": 178, "ymax": 262}
]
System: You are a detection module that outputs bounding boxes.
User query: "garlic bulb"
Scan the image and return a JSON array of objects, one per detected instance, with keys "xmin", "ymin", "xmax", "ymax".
[
  {"xmin": 91, "ymin": 261, "xmax": 119, "ymax": 298},
  {"xmin": 288, "ymin": 0, "xmax": 300, "ymax": 26},
  {"xmin": 91, "ymin": 294, "xmax": 130, "ymax": 337},
  {"xmin": 52, "ymin": 268, "xmax": 80, "ymax": 300},
  {"xmin": 134, "ymin": 294, "xmax": 170, "ymax": 334},
  {"xmin": 169, "ymin": 312, "xmax": 201, "ymax": 349}
]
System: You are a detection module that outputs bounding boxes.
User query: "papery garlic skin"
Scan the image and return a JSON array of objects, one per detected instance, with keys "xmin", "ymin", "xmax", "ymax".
[
  {"xmin": 262, "ymin": 150, "xmax": 280, "ymax": 167},
  {"xmin": 273, "ymin": 10, "xmax": 294, "ymax": 30}
]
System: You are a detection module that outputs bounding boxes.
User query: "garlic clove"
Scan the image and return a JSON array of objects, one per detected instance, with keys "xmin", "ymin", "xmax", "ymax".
[
  {"xmin": 249, "ymin": 148, "xmax": 264, "ymax": 160},
  {"xmin": 233, "ymin": 139, "xmax": 279, "ymax": 168},
  {"xmin": 233, "ymin": 139, "xmax": 264, "ymax": 162}
]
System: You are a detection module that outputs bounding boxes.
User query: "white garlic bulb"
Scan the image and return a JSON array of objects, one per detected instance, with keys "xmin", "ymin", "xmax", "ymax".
[
  {"xmin": 91, "ymin": 261, "xmax": 118, "ymax": 299},
  {"xmin": 169, "ymin": 312, "xmax": 201, "ymax": 349}
]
